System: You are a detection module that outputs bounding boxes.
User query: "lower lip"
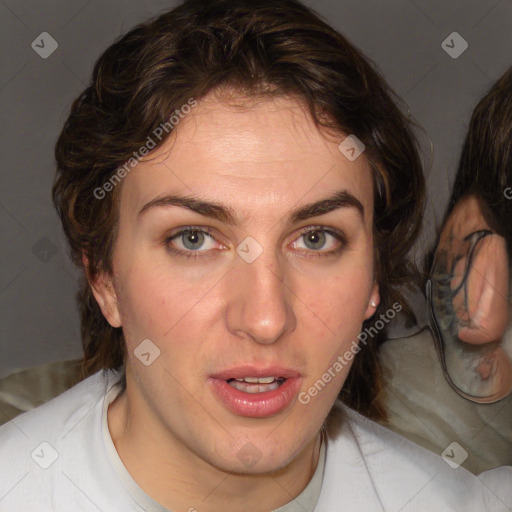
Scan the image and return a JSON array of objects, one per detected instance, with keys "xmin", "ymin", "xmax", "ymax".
[{"xmin": 208, "ymin": 377, "xmax": 302, "ymax": 418}]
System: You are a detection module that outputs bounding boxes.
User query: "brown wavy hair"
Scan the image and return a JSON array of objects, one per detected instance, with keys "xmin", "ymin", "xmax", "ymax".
[
  {"xmin": 425, "ymin": 66, "xmax": 512, "ymax": 274},
  {"xmin": 448, "ymin": 67, "xmax": 512, "ymax": 246},
  {"xmin": 53, "ymin": 0, "xmax": 425, "ymax": 421}
]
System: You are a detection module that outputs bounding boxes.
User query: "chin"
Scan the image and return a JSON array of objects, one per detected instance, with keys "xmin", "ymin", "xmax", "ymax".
[
  {"xmin": 213, "ymin": 450, "xmax": 295, "ymax": 476},
  {"xmin": 204, "ymin": 430, "xmax": 311, "ymax": 475}
]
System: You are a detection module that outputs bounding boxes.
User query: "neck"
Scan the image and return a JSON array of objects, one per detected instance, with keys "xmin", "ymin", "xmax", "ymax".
[{"xmin": 108, "ymin": 385, "xmax": 323, "ymax": 512}]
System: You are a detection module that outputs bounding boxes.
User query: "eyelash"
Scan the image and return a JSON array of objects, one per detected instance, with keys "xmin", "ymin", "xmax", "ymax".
[{"xmin": 163, "ymin": 225, "xmax": 346, "ymax": 261}]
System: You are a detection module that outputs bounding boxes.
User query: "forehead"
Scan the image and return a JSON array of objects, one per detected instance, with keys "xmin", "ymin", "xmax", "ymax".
[{"xmin": 119, "ymin": 92, "xmax": 374, "ymax": 224}]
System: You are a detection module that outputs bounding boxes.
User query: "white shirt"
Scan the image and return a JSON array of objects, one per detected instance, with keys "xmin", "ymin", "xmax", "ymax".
[{"xmin": 0, "ymin": 370, "xmax": 509, "ymax": 511}]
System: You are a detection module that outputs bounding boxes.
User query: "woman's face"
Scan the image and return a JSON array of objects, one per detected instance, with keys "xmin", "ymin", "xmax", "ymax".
[{"xmin": 94, "ymin": 92, "xmax": 379, "ymax": 473}]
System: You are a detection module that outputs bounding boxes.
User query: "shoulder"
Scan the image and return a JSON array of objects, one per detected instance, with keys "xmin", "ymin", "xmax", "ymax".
[
  {"xmin": 0, "ymin": 370, "xmax": 127, "ymax": 512},
  {"xmin": 478, "ymin": 466, "xmax": 512, "ymax": 508},
  {"xmin": 318, "ymin": 401, "xmax": 509, "ymax": 511},
  {"xmin": 0, "ymin": 369, "xmax": 116, "ymax": 443}
]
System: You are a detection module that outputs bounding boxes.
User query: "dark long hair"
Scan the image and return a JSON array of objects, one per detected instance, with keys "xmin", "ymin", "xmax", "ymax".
[
  {"xmin": 53, "ymin": 0, "xmax": 425, "ymax": 420},
  {"xmin": 425, "ymin": 67, "xmax": 512, "ymax": 274},
  {"xmin": 448, "ymin": 67, "xmax": 512, "ymax": 248}
]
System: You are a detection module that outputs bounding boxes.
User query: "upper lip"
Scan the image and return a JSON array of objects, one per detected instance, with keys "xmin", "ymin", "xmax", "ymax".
[{"xmin": 210, "ymin": 365, "xmax": 301, "ymax": 380}]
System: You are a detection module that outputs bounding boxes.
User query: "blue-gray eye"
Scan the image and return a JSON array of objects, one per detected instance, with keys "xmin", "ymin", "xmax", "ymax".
[
  {"xmin": 303, "ymin": 230, "xmax": 327, "ymax": 250},
  {"xmin": 181, "ymin": 230, "xmax": 206, "ymax": 250}
]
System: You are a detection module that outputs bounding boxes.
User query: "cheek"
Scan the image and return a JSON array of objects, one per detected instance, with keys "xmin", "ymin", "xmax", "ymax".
[
  {"xmin": 319, "ymin": 270, "xmax": 373, "ymax": 359},
  {"xmin": 114, "ymin": 268, "xmax": 187, "ymax": 346},
  {"xmin": 115, "ymin": 263, "xmax": 223, "ymax": 363},
  {"xmin": 306, "ymin": 262, "xmax": 373, "ymax": 327},
  {"xmin": 299, "ymin": 273, "xmax": 372, "ymax": 381}
]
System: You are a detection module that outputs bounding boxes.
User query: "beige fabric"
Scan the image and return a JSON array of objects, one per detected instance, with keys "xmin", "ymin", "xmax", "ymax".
[
  {"xmin": 379, "ymin": 327, "xmax": 512, "ymax": 473},
  {"xmin": 0, "ymin": 360, "xmax": 83, "ymax": 424}
]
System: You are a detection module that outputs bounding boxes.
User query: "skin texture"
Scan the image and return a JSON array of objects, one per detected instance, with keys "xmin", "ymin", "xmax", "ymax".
[{"xmin": 90, "ymin": 91, "xmax": 379, "ymax": 512}]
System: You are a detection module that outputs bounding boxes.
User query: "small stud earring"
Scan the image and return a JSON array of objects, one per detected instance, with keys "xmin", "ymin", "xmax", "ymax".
[{"xmin": 370, "ymin": 301, "xmax": 377, "ymax": 307}]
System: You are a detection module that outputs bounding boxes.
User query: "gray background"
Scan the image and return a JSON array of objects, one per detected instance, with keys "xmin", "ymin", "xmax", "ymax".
[{"xmin": 1, "ymin": 0, "xmax": 511, "ymax": 377}]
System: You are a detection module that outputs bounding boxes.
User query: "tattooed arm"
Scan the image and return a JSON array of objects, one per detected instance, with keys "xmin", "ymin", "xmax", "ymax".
[
  {"xmin": 437, "ymin": 194, "xmax": 509, "ymax": 345},
  {"xmin": 430, "ymin": 194, "xmax": 512, "ymax": 402}
]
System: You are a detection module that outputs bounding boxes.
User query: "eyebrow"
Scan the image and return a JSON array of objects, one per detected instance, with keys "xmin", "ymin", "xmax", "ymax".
[{"xmin": 138, "ymin": 189, "xmax": 364, "ymax": 224}]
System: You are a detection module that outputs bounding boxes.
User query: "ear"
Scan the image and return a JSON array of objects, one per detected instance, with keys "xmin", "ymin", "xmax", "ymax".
[
  {"xmin": 82, "ymin": 254, "xmax": 122, "ymax": 328},
  {"xmin": 363, "ymin": 281, "xmax": 380, "ymax": 320}
]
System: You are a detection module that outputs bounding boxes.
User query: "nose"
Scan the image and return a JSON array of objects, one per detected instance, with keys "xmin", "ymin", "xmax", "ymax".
[{"xmin": 225, "ymin": 249, "xmax": 297, "ymax": 345}]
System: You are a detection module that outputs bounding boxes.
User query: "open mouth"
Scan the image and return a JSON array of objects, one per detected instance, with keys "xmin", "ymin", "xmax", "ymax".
[
  {"xmin": 226, "ymin": 377, "xmax": 287, "ymax": 393},
  {"xmin": 209, "ymin": 368, "xmax": 301, "ymax": 417},
  {"xmin": 208, "ymin": 364, "xmax": 303, "ymax": 418}
]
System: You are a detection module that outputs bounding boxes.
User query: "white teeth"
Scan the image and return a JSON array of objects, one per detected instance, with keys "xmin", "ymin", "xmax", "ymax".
[
  {"xmin": 234, "ymin": 376, "xmax": 277, "ymax": 384},
  {"xmin": 256, "ymin": 376, "xmax": 276, "ymax": 384},
  {"xmin": 228, "ymin": 380, "xmax": 281, "ymax": 393},
  {"xmin": 227, "ymin": 376, "xmax": 285, "ymax": 392}
]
